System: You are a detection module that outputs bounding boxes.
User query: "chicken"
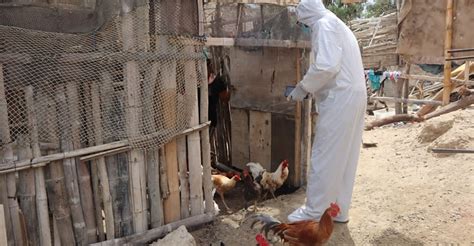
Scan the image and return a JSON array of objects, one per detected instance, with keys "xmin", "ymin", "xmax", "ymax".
[
  {"xmin": 248, "ymin": 203, "xmax": 341, "ymax": 246},
  {"xmin": 242, "ymin": 169, "xmax": 262, "ymax": 212},
  {"xmin": 211, "ymin": 174, "xmax": 241, "ymax": 211},
  {"xmin": 247, "ymin": 160, "xmax": 289, "ymax": 199}
]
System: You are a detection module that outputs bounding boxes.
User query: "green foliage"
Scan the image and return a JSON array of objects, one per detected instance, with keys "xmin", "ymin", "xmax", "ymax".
[
  {"xmin": 364, "ymin": 0, "xmax": 397, "ymax": 18},
  {"xmin": 325, "ymin": 0, "xmax": 363, "ymax": 23}
]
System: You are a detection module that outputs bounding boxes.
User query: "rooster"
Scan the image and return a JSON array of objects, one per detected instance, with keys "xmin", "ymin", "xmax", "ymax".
[
  {"xmin": 211, "ymin": 174, "xmax": 241, "ymax": 211},
  {"xmin": 248, "ymin": 203, "xmax": 341, "ymax": 246},
  {"xmin": 242, "ymin": 169, "xmax": 262, "ymax": 212},
  {"xmin": 247, "ymin": 160, "xmax": 289, "ymax": 199}
]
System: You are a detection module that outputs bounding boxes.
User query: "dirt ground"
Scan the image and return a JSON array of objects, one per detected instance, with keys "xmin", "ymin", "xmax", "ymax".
[{"xmin": 191, "ymin": 108, "xmax": 474, "ymax": 245}]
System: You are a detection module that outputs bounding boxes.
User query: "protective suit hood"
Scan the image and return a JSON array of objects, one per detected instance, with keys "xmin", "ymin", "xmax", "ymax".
[{"xmin": 296, "ymin": 0, "xmax": 329, "ymax": 26}]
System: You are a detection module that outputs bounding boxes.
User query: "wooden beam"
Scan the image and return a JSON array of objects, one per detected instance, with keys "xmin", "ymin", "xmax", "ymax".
[
  {"xmin": 205, "ymin": 37, "xmax": 311, "ymax": 48},
  {"xmin": 0, "ymin": 122, "xmax": 211, "ymax": 174},
  {"xmin": 89, "ymin": 213, "xmax": 214, "ymax": 245},
  {"xmin": 206, "ymin": 0, "xmax": 299, "ymax": 4},
  {"xmin": 442, "ymin": 0, "xmax": 454, "ymax": 105},
  {"xmin": 445, "ymin": 56, "xmax": 474, "ymax": 61},
  {"xmin": 430, "ymin": 148, "xmax": 474, "ymax": 154},
  {"xmin": 447, "ymin": 48, "xmax": 474, "ymax": 53},
  {"xmin": 369, "ymin": 96, "xmax": 443, "ymax": 106}
]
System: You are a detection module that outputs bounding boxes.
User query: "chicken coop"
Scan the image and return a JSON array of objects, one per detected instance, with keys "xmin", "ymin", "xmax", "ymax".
[
  {"xmin": 203, "ymin": 1, "xmax": 314, "ymax": 188},
  {"xmin": 0, "ymin": 0, "xmax": 215, "ymax": 245}
]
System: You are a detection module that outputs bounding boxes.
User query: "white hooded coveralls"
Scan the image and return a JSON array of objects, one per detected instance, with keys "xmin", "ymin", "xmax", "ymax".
[{"xmin": 288, "ymin": 0, "xmax": 367, "ymax": 222}]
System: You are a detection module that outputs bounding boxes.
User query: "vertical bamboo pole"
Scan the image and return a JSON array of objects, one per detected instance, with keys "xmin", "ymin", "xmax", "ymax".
[
  {"xmin": 92, "ymin": 80, "xmax": 115, "ymax": 239},
  {"xmin": 143, "ymin": 65, "xmax": 164, "ymax": 228},
  {"xmin": 102, "ymin": 67, "xmax": 133, "ymax": 237},
  {"xmin": 47, "ymin": 87, "xmax": 76, "ymax": 245},
  {"xmin": 67, "ymin": 82, "xmax": 98, "ymax": 243},
  {"xmin": 25, "ymin": 86, "xmax": 52, "ymax": 246},
  {"xmin": 465, "ymin": 61, "xmax": 471, "ymax": 83},
  {"xmin": 293, "ymin": 49, "xmax": 302, "ymax": 187},
  {"xmin": 443, "ymin": 0, "xmax": 454, "ymax": 105},
  {"xmin": 57, "ymin": 85, "xmax": 87, "ymax": 245},
  {"xmin": 158, "ymin": 3, "xmax": 181, "ymax": 225},
  {"xmin": 121, "ymin": 0, "xmax": 148, "ymax": 233},
  {"xmin": 184, "ymin": 46, "xmax": 204, "ymax": 216},
  {"xmin": 197, "ymin": 0, "xmax": 214, "ymax": 214},
  {"xmin": 25, "ymin": 86, "xmax": 52, "ymax": 245},
  {"xmin": 82, "ymin": 82, "xmax": 105, "ymax": 241},
  {"xmin": 17, "ymin": 134, "xmax": 39, "ymax": 246},
  {"xmin": 0, "ymin": 64, "xmax": 25, "ymax": 245},
  {"xmin": 143, "ymin": 3, "xmax": 164, "ymax": 226}
]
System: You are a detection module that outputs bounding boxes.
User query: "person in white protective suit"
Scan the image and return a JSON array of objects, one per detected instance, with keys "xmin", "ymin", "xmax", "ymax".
[{"xmin": 287, "ymin": 0, "xmax": 367, "ymax": 223}]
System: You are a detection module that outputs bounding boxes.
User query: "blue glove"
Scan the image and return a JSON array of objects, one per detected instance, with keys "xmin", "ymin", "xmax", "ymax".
[{"xmin": 287, "ymin": 83, "xmax": 309, "ymax": 102}]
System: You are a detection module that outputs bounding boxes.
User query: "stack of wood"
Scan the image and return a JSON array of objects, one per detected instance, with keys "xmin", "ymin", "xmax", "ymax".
[
  {"xmin": 350, "ymin": 12, "xmax": 398, "ymax": 69},
  {"xmin": 366, "ymin": 62, "xmax": 474, "ymax": 130}
]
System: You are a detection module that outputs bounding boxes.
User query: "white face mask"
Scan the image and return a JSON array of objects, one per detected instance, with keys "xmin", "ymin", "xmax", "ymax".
[{"xmin": 297, "ymin": 21, "xmax": 311, "ymax": 34}]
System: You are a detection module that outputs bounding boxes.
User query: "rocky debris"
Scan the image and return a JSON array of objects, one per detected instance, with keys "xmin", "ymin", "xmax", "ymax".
[{"xmin": 150, "ymin": 225, "xmax": 196, "ymax": 246}]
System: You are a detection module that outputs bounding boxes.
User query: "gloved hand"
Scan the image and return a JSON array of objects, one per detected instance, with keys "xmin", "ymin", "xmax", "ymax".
[{"xmin": 287, "ymin": 83, "xmax": 309, "ymax": 102}]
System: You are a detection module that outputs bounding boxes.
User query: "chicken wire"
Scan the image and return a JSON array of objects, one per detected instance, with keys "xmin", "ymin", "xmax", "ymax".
[{"xmin": 0, "ymin": 1, "xmax": 205, "ymax": 151}]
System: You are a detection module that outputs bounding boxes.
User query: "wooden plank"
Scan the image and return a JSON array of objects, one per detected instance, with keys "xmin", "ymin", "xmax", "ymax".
[
  {"xmin": 206, "ymin": 0, "xmax": 299, "ymax": 5},
  {"xmin": 91, "ymin": 80, "xmax": 114, "ymax": 240},
  {"xmin": 163, "ymin": 141, "xmax": 180, "ymax": 223},
  {"xmin": 121, "ymin": 0, "xmax": 147, "ymax": 233},
  {"xmin": 442, "ymin": 0, "xmax": 454, "ymax": 105},
  {"xmin": 177, "ymin": 137, "xmax": 190, "ymax": 219},
  {"xmin": 0, "ymin": 63, "xmax": 25, "ymax": 246},
  {"xmin": 199, "ymin": 59, "xmax": 215, "ymax": 215},
  {"xmin": 231, "ymin": 108, "xmax": 250, "ymax": 169},
  {"xmin": 271, "ymin": 113, "xmax": 295, "ymax": 185},
  {"xmin": 0, "ymin": 205, "xmax": 7, "ymax": 246},
  {"xmin": 184, "ymin": 46, "xmax": 203, "ymax": 217},
  {"xmin": 249, "ymin": 111, "xmax": 272, "ymax": 171},
  {"xmin": 147, "ymin": 148, "xmax": 164, "ymax": 228}
]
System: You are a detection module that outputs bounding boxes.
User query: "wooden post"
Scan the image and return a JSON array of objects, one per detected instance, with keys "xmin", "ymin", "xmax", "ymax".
[
  {"xmin": 199, "ymin": 60, "xmax": 215, "ymax": 215},
  {"xmin": 196, "ymin": 0, "xmax": 214, "ymax": 216},
  {"xmin": 158, "ymin": 11, "xmax": 180, "ymax": 223},
  {"xmin": 66, "ymin": 82, "xmax": 98, "ymax": 243},
  {"xmin": 0, "ymin": 205, "xmax": 7, "ymax": 246},
  {"xmin": 57, "ymin": 85, "xmax": 87, "ymax": 245},
  {"xmin": 465, "ymin": 61, "xmax": 471, "ymax": 83},
  {"xmin": 442, "ymin": 0, "xmax": 454, "ymax": 105},
  {"xmin": 121, "ymin": 0, "xmax": 148, "ymax": 233},
  {"xmin": 184, "ymin": 46, "xmax": 204, "ymax": 216},
  {"xmin": 301, "ymin": 98, "xmax": 312, "ymax": 185},
  {"xmin": 395, "ymin": 63, "xmax": 410, "ymax": 114},
  {"xmin": 0, "ymin": 63, "xmax": 25, "ymax": 245},
  {"xmin": 92, "ymin": 81, "xmax": 115, "ymax": 239},
  {"xmin": 402, "ymin": 64, "xmax": 411, "ymax": 113},
  {"xmin": 294, "ymin": 49, "xmax": 302, "ymax": 187},
  {"xmin": 26, "ymin": 86, "xmax": 52, "ymax": 246}
]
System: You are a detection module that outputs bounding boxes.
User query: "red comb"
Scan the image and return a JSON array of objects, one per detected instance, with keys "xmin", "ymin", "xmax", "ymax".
[{"xmin": 256, "ymin": 234, "xmax": 270, "ymax": 246}]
